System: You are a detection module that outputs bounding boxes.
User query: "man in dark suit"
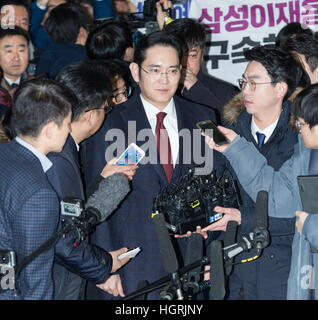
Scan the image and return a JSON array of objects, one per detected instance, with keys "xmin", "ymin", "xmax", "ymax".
[
  {"xmin": 164, "ymin": 18, "xmax": 239, "ymax": 124},
  {"xmin": 85, "ymin": 20, "xmax": 137, "ymax": 90},
  {"xmin": 82, "ymin": 31, "xmax": 222, "ymax": 299},
  {"xmin": 35, "ymin": 3, "xmax": 88, "ymax": 79},
  {"xmin": 46, "ymin": 60, "xmax": 135, "ymax": 299},
  {"xmin": 0, "ymin": 78, "xmax": 74, "ymax": 299}
]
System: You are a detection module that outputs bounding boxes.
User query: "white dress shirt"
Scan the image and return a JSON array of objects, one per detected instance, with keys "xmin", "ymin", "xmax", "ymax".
[
  {"xmin": 140, "ymin": 94, "xmax": 179, "ymax": 167},
  {"xmin": 251, "ymin": 117, "xmax": 279, "ymax": 145},
  {"xmin": 15, "ymin": 136, "xmax": 53, "ymax": 173},
  {"xmin": 5, "ymin": 76, "xmax": 21, "ymax": 86}
]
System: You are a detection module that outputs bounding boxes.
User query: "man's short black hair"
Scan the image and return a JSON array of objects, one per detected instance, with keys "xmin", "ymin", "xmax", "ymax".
[
  {"xmin": 86, "ymin": 20, "xmax": 133, "ymax": 60},
  {"xmin": 0, "ymin": 26, "xmax": 30, "ymax": 43},
  {"xmin": 244, "ymin": 45, "xmax": 309, "ymax": 100},
  {"xmin": 291, "ymin": 83, "xmax": 318, "ymax": 129},
  {"xmin": 283, "ymin": 34, "xmax": 318, "ymax": 73},
  {"xmin": 95, "ymin": 59, "xmax": 130, "ymax": 88},
  {"xmin": 275, "ymin": 22, "xmax": 313, "ymax": 47},
  {"xmin": 133, "ymin": 31, "xmax": 182, "ymax": 66},
  {"xmin": 11, "ymin": 78, "xmax": 76, "ymax": 138},
  {"xmin": 44, "ymin": 2, "xmax": 88, "ymax": 43},
  {"xmin": 56, "ymin": 59, "xmax": 112, "ymax": 121},
  {"xmin": 163, "ymin": 18, "xmax": 206, "ymax": 51}
]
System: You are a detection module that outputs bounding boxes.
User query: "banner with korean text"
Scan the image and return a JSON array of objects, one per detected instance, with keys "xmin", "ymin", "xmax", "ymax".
[{"xmin": 189, "ymin": 0, "xmax": 318, "ymax": 85}]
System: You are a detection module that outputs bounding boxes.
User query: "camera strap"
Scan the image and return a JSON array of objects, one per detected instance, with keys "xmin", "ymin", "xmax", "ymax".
[{"xmin": 15, "ymin": 223, "xmax": 72, "ymax": 280}]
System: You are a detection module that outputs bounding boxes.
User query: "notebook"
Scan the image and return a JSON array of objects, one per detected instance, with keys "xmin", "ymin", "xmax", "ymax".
[{"xmin": 297, "ymin": 175, "xmax": 318, "ymax": 214}]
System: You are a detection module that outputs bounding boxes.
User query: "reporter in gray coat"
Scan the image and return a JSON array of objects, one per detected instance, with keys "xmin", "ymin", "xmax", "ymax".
[{"xmin": 204, "ymin": 83, "xmax": 318, "ymax": 300}]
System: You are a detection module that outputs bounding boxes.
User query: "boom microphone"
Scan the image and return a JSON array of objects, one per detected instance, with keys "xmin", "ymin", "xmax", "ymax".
[
  {"xmin": 254, "ymin": 190, "xmax": 268, "ymax": 230},
  {"xmin": 252, "ymin": 190, "xmax": 270, "ymax": 249},
  {"xmin": 85, "ymin": 173, "xmax": 130, "ymax": 225},
  {"xmin": 209, "ymin": 240, "xmax": 225, "ymax": 300},
  {"xmin": 223, "ymin": 235, "xmax": 252, "ymax": 260},
  {"xmin": 152, "ymin": 213, "xmax": 183, "ymax": 299},
  {"xmin": 183, "ymin": 233, "xmax": 203, "ymax": 298},
  {"xmin": 152, "ymin": 213, "xmax": 179, "ymax": 274},
  {"xmin": 223, "ymin": 221, "xmax": 238, "ymax": 276}
]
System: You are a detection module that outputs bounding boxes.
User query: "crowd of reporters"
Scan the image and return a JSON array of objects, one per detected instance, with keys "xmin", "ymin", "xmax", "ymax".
[{"xmin": 0, "ymin": 0, "xmax": 318, "ymax": 301}]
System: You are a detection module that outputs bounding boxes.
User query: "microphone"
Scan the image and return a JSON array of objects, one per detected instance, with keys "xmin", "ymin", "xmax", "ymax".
[
  {"xmin": 252, "ymin": 190, "xmax": 270, "ymax": 250},
  {"xmin": 223, "ymin": 235, "xmax": 252, "ymax": 261},
  {"xmin": 152, "ymin": 213, "xmax": 183, "ymax": 300},
  {"xmin": 222, "ymin": 191, "xmax": 269, "ymax": 263},
  {"xmin": 68, "ymin": 173, "xmax": 130, "ymax": 244},
  {"xmin": 223, "ymin": 220, "xmax": 238, "ymax": 276},
  {"xmin": 209, "ymin": 240, "xmax": 225, "ymax": 300},
  {"xmin": 183, "ymin": 233, "xmax": 203, "ymax": 298},
  {"xmin": 85, "ymin": 173, "xmax": 130, "ymax": 225}
]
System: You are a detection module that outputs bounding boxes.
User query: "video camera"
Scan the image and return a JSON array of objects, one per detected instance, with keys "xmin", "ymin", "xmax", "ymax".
[
  {"xmin": 153, "ymin": 168, "xmax": 242, "ymax": 235},
  {"xmin": 142, "ymin": 0, "xmax": 187, "ymax": 21},
  {"xmin": 125, "ymin": 0, "xmax": 187, "ymax": 33},
  {"xmin": 0, "ymin": 250, "xmax": 15, "ymax": 269}
]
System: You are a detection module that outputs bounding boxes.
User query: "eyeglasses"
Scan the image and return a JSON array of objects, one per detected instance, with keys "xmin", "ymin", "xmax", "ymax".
[
  {"xmin": 237, "ymin": 78, "xmax": 278, "ymax": 91},
  {"xmin": 110, "ymin": 86, "xmax": 132, "ymax": 103},
  {"xmin": 139, "ymin": 65, "xmax": 180, "ymax": 78},
  {"xmin": 295, "ymin": 119, "xmax": 307, "ymax": 131}
]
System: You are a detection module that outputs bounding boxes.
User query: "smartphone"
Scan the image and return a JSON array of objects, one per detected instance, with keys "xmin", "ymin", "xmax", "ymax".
[
  {"xmin": 115, "ymin": 143, "xmax": 145, "ymax": 165},
  {"xmin": 196, "ymin": 120, "xmax": 228, "ymax": 146},
  {"xmin": 118, "ymin": 247, "xmax": 141, "ymax": 260}
]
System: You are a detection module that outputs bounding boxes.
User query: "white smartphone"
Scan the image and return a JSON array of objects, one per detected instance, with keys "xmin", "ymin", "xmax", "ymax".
[
  {"xmin": 118, "ymin": 247, "xmax": 141, "ymax": 260},
  {"xmin": 115, "ymin": 143, "xmax": 145, "ymax": 165}
]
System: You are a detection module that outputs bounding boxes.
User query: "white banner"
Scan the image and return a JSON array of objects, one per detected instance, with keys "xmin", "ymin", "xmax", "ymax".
[{"xmin": 189, "ymin": 0, "xmax": 318, "ymax": 85}]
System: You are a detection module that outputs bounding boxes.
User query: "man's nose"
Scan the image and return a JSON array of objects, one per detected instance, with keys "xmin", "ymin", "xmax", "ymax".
[
  {"xmin": 12, "ymin": 50, "xmax": 20, "ymax": 60},
  {"xmin": 159, "ymin": 72, "xmax": 169, "ymax": 83}
]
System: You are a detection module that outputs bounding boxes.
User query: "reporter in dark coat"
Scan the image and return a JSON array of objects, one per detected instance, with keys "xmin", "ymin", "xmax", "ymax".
[
  {"xmin": 46, "ymin": 60, "xmax": 135, "ymax": 299},
  {"xmin": 36, "ymin": 3, "xmax": 88, "ymax": 79},
  {"xmin": 0, "ymin": 78, "xmax": 74, "ymax": 299}
]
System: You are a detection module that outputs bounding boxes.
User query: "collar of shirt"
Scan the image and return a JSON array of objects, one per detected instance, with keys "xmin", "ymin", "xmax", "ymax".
[
  {"xmin": 251, "ymin": 117, "xmax": 279, "ymax": 145},
  {"xmin": 140, "ymin": 94, "xmax": 177, "ymax": 131},
  {"xmin": 140, "ymin": 94, "xmax": 179, "ymax": 166},
  {"xmin": 15, "ymin": 136, "xmax": 53, "ymax": 173},
  {"xmin": 74, "ymin": 141, "xmax": 80, "ymax": 152},
  {"xmin": 5, "ymin": 77, "xmax": 21, "ymax": 86}
]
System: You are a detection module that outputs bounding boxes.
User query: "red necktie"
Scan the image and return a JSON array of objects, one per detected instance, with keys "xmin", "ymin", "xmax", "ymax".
[{"xmin": 155, "ymin": 112, "xmax": 173, "ymax": 183}]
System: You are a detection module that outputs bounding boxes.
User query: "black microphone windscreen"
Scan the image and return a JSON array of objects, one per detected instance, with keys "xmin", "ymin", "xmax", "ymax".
[
  {"xmin": 209, "ymin": 240, "xmax": 225, "ymax": 300},
  {"xmin": 152, "ymin": 213, "xmax": 179, "ymax": 274},
  {"xmin": 185, "ymin": 233, "xmax": 203, "ymax": 272},
  {"xmin": 223, "ymin": 221, "xmax": 238, "ymax": 247},
  {"xmin": 85, "ymin": 173, "xmax": 130, "ymax": 223},
  {"xmin": 254, "ymin": 190, "xmax": 268, "ymax": 230},
  {"xmin": 223, "ymin": 220, "xmax": 237, "ymax": 277}
]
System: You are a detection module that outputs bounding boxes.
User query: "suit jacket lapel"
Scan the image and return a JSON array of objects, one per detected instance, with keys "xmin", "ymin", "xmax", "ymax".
[{"xmin": 1, "ymin": 78, "xmax": 11, "ymax": 92}]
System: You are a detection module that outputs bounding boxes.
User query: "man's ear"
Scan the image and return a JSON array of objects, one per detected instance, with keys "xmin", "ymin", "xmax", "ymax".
[
  {"xmin": 76, "ymin": 26, "xmax": 88, "ymax": 45},
  {"xmin": 80, "ymin": 109, "xmax": 93, "ymax": 126},
  {"xmin": 42, "ymin": 121, "xmax": 56, "ymax": 140},
  {"xmin": 276, "ymin": 81, "xmax": 288, "ymax": 99},
  {"xmin": 124, "ymin": 46, "xmax": 134, "ymax": 62},
  {"xmin": 129, "ymin": 62, "xmax": 140, "ymax": 83},
  {"xmin": 313, "ymin": 67, "xmax": 318, "ymax": 84}
]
